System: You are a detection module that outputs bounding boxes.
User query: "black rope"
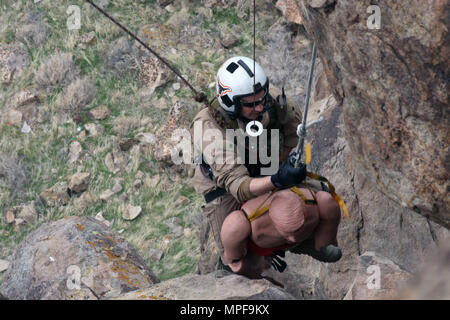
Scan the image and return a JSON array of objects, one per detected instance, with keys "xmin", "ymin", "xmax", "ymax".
[
  {"xmin": 253, "ymin": 0, "xmax": 256, "ymax": 104},
  {"xmin": 251, "ymin": 0, "xmax": 257, "ymax": 128},
  {"xmin": 85, "ymin": 0, "xmax": 209, "ymax": 106}
]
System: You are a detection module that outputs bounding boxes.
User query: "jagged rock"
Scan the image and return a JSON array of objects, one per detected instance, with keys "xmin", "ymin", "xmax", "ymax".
[
  {"xmin": 153, "ymin": 101, "xmax": 193, "ymax": 166},
  {"xmin": 99, "ymin": 190, "xmax": 115, "ymax": 203},
  {"xmin": 3, "ymin": 89, "xmax": 46, "ymax": 127},
  {"xmin": 78, "ymin": 31, "xmax": 97, "ymax": 48},
  {"xmin": 87, "ymin": 105, "xmax": 110, "ymax": 120},
  {"xmin": 4, "ymin": 208, "xmax": 15, "ymax": 224},
  {"xmin": 138, "ymin": 54, "xmax": 174, "ymax": 93},
  {"xmin": 135, "ymin": 132, "xmax": 157, "ymax": 146},
  {"xmin": 119, "ymin": 192, "xmax": 129, "ymax": 202},
  {"xmin": 114, "ymin": 270, "xmax": 296, "ymax": 300},
  {"xmin": 112, "ymin": 180, "xmax": 123, "ymax": 193},
  {"xmin": 5, "ymin": 89, "xmax": 42, "ymax": 109},
  {"xmin": 84, "ymin": 123, "xmax": 104, "ymax": 137},
  {"xmin": 39, "ymin": 181, "xmax": 71, "ymax": 207},
  {"xmin": 166, "ymin": 7, "xmax": 191, "ymax": 27},
  {"xmin": 137, "ymin": 24, "xmax": 176, "ymax": 57},
  {"xmin": 148, "ymin": 248, "xmax": 164, "ymax": 262},
  {"xmin": 0, "ymin": 259, "xmax": 10, "ymax": 273},
  {"xmin": 297, "ymin": 0, "xmax": 450, "ymax": 227},
  {"xmin": 69, "ymin": 172, "xmax": 91, "ymax": 194},
  {"xmin": 95, "ymin": 211, "xmax": 113, "ymax": 227},
  {"xmin": 220, "ymin": 34, "xmax": 240, "ymax": 49},
  {"xmin": 343, "ymin": 252, "xmax": 413, "ymax": 300},
  {"xmin": 275, "ymin": 0, "xmax": 303, "ymax": 25},
  {"xmin": 123, "ymin": 205, "xmax": 142, "ymax": 221},
  {"xmin": 104, "ymin": 153, "xmax": 117, "ymax": 173},
  {"xmin": 112, "ymin": 150, "xmax": 128, "ymax": 169},
  {"xmin": 14, "ymin": 219, "xmax": 25, "ymax": 232},
  {"xmin": 132, "ymin": 180, "xmax": 142, "ymax": 189},
  {"xmin": 0, "ymin": 216, "xmax": 159, "ymax": 300},
  {"xmin": 15, "ymin": 201, "xmax": 38, "ymax": 225},
  {"xmin": 68, "ymin": 141, "xmax": 82, "ymax": 164},
  {"xmin": 0, "ymin": 42, "xmax": 30, "ymax": 84}
]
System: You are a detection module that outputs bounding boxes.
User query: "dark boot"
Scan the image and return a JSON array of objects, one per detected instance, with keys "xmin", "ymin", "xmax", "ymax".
[
  {"xmin": 289, "ymin": 237, "xmax": 342, "ymax": 263},
  {"xmin": 217, "ymin": 257, "xmax": 233, "ymax": 273}
]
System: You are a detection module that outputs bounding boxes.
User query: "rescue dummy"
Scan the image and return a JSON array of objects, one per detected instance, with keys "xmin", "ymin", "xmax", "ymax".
[{"xmin": 220, "ymin": 187, "xmax": 342, "ymax": 279}]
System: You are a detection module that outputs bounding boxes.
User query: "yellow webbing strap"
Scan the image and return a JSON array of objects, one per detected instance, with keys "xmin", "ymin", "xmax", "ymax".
[
  {"xmin": 290, "ymin": 186, "xmax": 318, "ymax": 205},
  {"xmin": 306, "ymin": 172, "xmax": 350, "ymax": 219},
  {"xmin": 247, "ymin": 192, "xmax": 274, "ymax": 223},
  {"xmin": 247, "ymin": 171, "xmax": 349, "ymax": 222},
  {"xmin": 305, "ymin": 143, "xmax": 311, "ymax": 165},
  {"xmin": 247, "ymin": 187, "xmax": 315, "ymax": 222}
]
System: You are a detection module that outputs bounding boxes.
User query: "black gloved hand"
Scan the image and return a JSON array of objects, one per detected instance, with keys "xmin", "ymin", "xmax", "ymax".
[{"xmin": 271, "ymin": 153, "xmax": 307, "ymax": 189}]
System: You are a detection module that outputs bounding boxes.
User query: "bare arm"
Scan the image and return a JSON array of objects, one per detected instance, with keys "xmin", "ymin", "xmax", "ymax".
[{"xmin": 249, "ymin": 176, "xmax": 276, "ymax": 197}]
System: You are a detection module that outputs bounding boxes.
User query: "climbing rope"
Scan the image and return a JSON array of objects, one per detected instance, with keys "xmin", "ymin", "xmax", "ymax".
[{"xmin": 85, "ymin": 0, "xmax": 210, "ymax": 107}]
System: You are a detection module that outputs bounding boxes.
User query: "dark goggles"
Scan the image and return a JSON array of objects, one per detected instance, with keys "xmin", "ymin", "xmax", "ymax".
[{"xmin": 239, "ymin": 89, "xmax": 268, "ymax": 108}]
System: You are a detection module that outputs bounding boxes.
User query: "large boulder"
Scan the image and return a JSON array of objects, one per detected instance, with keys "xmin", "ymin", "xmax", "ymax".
[
  {"xmin": 0, "ymin": 216, "xmax": 159, "ymax": 300},
  {"xmin": 114, "ymin": 270, "xmax": 296, "ymax": 300},
  {"xmin": 296, "ymin": 0, "xmax": 449, "ymax": 228}
]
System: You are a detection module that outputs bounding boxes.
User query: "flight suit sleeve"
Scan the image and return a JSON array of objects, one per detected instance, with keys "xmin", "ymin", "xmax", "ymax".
[{"xmin": 192, "ymin": 114, "xmax": 253, "ymax": 202}]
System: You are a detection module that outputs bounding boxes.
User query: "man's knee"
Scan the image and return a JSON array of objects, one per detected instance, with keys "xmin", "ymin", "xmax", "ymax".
[
  {"xmin": 316, "ymin": 191, "xmax": 340, "ymax": 223},
  {"xmin": 221, "ymin": 210, "xmax": 251, "ymax": 263}
]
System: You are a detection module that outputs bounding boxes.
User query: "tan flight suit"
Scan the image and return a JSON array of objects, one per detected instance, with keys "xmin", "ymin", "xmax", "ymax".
[{"xmin": 189, "ymin": 92, "xmax": 302, "ymax": 267}]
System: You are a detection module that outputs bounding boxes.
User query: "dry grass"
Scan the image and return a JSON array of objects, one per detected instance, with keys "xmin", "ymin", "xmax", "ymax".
[{"xmin": 35, "ymin": 52, "xmax": 80, "ymax": 88}]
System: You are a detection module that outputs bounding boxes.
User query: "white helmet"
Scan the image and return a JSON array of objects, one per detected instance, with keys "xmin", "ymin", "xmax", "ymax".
[{"xmin": 216, "ymin": 56, "xmax": 269, "ymax": 119}]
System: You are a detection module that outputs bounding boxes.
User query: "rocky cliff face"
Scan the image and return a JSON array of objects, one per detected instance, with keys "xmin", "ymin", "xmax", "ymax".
[
  {"xmin": 1, "ymin": 0, "xmax": 448, "ymax": 301},
  {"xmin": 296, "ymin": 0, "xmax": 449, "ymax": 228}
]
